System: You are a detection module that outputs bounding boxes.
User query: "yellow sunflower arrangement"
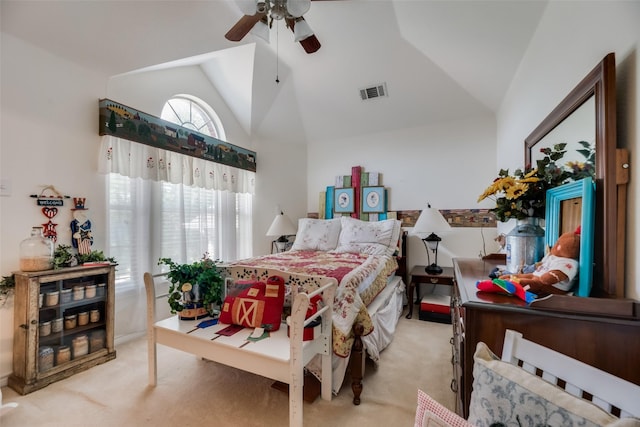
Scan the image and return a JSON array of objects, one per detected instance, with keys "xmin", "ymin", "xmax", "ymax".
[{"xmin": 478, "ymin": 142, "xmax": 594, "ymax": 222}]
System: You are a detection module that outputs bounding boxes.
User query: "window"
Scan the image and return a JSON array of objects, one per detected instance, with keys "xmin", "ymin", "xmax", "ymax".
[
  {"xmin": 106, "ymin": 96, "xmax": 252, "ymax": 339},
  {"xmin": 160, "ymin": 95, "xmax": 226, "ymax": 140},
  {"xmin": 108, "ymin": 176, "xmax": 252, "ymax": 286}
]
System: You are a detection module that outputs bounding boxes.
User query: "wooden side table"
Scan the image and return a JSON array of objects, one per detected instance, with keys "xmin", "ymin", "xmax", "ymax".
[{"xmin": 406, "ymin": 265, "xmax": 455, "ymax": 319}]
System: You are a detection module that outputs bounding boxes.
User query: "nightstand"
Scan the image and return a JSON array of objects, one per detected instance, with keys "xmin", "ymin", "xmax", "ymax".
[{"xmin": 406, "ymin": 265, "xmax": 454, "ymax": 319}]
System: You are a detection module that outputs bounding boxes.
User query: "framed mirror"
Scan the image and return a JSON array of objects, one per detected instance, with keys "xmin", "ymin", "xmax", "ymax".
[
  {"xmin": 525, "ymin": 53, "xmax": 620, "ymax": 297},
  {"xmin": 545, "ymin": 178, "xmax": 595, "ymax": 297}
]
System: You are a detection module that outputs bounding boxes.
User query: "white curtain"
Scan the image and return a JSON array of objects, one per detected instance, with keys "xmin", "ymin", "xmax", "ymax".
[{"xmin": 99, "ymin": 136, "xmax": 254, "ymax": 341}]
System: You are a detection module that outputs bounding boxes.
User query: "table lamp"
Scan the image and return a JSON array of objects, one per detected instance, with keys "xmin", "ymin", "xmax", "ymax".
[
  {"xmin": 266, "ymin": 211, "xmax": 296, "ymax": 253},
  {"xmin": 412, "ymin": 204, "xmax": 451, "ymax": 274}
]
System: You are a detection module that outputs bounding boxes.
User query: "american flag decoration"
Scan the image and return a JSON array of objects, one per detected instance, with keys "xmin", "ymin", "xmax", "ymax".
[{"xmin": 71, "ymin": 197, "xmax": 93, "ymax": 255}]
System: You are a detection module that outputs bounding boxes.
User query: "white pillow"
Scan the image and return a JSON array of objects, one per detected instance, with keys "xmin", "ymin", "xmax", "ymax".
[
  {"xmin": 290, "ymin": 218, "xmax": 341, "ymax": 251},
  {"xmin": 332, "ymin": 216, "xmax": 401, "ymax": 256}
]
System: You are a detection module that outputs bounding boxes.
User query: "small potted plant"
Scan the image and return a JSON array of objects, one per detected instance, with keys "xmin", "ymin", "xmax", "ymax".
[
  {"xmin": 158, "ymin": 254, "xmax": 224, "ymax": 320},
  {"xmin": 53, "ymin": 244, "xmax": 117, "ymax": 269},
  {"xmin": 0, "ymin": 275, "xmax": 15, "ymax": 307}
]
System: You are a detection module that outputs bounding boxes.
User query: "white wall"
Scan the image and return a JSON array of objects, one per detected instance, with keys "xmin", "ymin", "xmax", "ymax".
[
  {"xmin": 0, "ymin": 35, "xmax": 111, "ymax": 381},
  {"xmin": 307, "ymin": 115, "xmax": 501, "ymax": 272},
  {"xmin": 498, "ymin": 2, "xmax": 640, "ymax": 299}
]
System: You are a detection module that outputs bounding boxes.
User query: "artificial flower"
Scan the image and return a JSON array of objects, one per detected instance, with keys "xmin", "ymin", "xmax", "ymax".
[{"xmin": 478, "ymin": 142, "xmax": 595, "ymax": 222}]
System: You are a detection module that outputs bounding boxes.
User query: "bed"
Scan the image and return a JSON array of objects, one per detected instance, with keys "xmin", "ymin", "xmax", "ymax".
[{"xmin": 219, "ymin": 216, "xmax": 407, "ymax": 404}]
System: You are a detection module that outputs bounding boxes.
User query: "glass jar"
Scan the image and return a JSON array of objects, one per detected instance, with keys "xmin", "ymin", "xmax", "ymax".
[
  {"xmin": 55, "ymin": 345, "xmax": 71, "ymax": 365},
  {"xmin": 39, "ymin": 321, "xmax": 51, "ymax": 337},
  {"xmin": 85, "ymin": 284, "xmax": 97, "ymax": 298},
  {"xmin": 72, "ymin": 335, "xmax": 89, "ymax": 358},
  {"xmin": 51, "ymin": 317, "xmax": 63, "ymax": 333},
  {"xmin": 19, "ymin": 227, "xmax": 53, "ymax": 271},
  {"xmin": 60, "ymin": 288, "xmax": 72, "ymax": 304},
  {"xmin": 45, "ymin": 290, "xmax": 59, "ymax": 307},
  {"xmin": 73, "ymin": 285, "xmax": 85, "ymax": 301},
  {"xmin": 78, "ymin": 311, "xmax": 89, "ymax": 326},
  {"xmin": 38, "ymin": 346, "xmax": 54, "ymax": 372},
  {"xmin": 64, "ymin": 314, "xmax": 77, "ymax": 330},
  {"xmin": 89, "ymin": 330, "xmax": 105, "ymax": 353}
]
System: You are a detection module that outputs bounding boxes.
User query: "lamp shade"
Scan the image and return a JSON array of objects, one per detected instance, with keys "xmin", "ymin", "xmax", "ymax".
[
  {"xmin": 266, "ymin": 212, "xmax": 297, "ymax": 237},
  {"xmin": 293, "ymin": 18, "xmax": 314, "ymax": 42},
  {"xmin": 250, "ymin": 18, "xmax": 270, "ymax": 43},
  {"xmin": 237, "ymin": 0, "xmax": 257, "ymax": 15},
  {"xmin": 286, "ymin": 0, "xmax": 311, "ymax": 17},
  {"xmin": 412, "ymin": 205, "xmax": 451, "ymax": 236}
]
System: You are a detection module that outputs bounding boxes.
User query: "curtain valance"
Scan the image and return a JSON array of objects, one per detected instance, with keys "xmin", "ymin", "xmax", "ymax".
[
  {"xmin": 98, "ymin": 99, "xmax": 256, "ymax": 172},
  {"xmin": 98, "ymin": 136, "xmax": 255, "ymax": 194}
]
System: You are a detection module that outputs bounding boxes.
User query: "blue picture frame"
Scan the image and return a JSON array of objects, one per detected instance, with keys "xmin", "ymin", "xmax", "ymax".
[
  {"xmin": 334, "ymin": 187, "xmax": 355, "ymax": 214},
  {"xmin": 545, "ymin": 177, "xmax": 595, "ymax": 297},
  {"xmin": 361, "ymin": 186, "xmax": 386, "ymax": 213}
]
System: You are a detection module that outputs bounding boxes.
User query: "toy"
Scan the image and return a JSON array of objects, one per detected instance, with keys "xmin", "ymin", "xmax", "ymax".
[
  {"xmin": 500, "ymin": 227, "xmax": 581, "ymax": 296},
  {"xmin": 476, "ymin": 278, "xmax": 537, "ymax": 304}
]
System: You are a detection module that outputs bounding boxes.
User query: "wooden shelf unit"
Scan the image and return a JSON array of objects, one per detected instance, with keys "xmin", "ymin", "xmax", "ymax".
[{"xmin": 8, "ymin": 264, "xmax": 116, "ymax": 395}]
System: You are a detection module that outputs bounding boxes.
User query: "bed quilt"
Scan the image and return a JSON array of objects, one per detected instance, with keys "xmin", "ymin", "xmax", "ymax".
[{"xmin": 219, "ymin": 250, "xmax": 398, "ymax": 357}]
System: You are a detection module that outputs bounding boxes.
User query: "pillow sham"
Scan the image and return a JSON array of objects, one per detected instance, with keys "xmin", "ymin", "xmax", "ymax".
[
  {"xmin": 468, "ymin": 341, "xmax": 618, "ymax": 427},
  {"xmin": 332, "ymin": 216, "xmax": 401, "ymax": 256},
  {"xmin": 415, "ymin": 389, "xmax": 472, "ymax": 427},
  {"xmin": 290, "ymin": 218, "xmax": 341, "ymax": 251}
]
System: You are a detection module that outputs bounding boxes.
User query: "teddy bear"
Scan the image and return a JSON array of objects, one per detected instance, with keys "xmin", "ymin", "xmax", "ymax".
[{"xmin": 499, "ymin": 227, "xmax": 581, "ymax": 296}]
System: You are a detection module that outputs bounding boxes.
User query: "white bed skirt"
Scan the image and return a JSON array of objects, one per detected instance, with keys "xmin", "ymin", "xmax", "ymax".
[{"xmin": 307, "ymin": 276, "xmax": 405, "ymax": 395}]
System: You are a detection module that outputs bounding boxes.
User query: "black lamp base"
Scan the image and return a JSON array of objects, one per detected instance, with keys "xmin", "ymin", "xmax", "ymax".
[{"xmin": 425, "ymin": 264, "xmax": 443, "ymax": 275}]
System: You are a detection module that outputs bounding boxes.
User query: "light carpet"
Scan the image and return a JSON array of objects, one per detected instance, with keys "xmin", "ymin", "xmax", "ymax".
[{"xmin": 1, "ymin": 309, "xmax": 455, "ymax": 426}]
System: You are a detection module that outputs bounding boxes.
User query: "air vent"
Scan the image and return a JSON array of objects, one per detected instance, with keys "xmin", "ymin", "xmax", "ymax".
[{"xmin": 359, "ymin": 83, "xmax": 388, "ymax": 101}]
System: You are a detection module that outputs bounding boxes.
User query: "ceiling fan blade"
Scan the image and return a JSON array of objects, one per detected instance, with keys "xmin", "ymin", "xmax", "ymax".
[
  {"xmin": 225, "ymin": 13, "xmax": 265, "ymax": 42},
  {"xmin": 285, "ymin": 17, "xmax": 321, "ymax": 54}
]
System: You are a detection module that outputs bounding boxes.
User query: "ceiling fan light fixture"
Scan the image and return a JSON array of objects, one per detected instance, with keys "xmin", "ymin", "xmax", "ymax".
[
  {"xmin": 270, "ymin": 0, "xmax": 288, "ymax": 20},
  {"xmin": 256, "ymin": 0, "xmax": 268, "ymax": 14},
  {"xmin": 293, "ymin": 17, "xmax": 314, "ymax": 42},
  {"xmin": 251, "ymin": 18, "xmax": 270, "ymax": 42},
  {"xmin": 238, "ymin": 0, "xmax": 258, "ymax": 15},
  {"xmin": 286, "ymin": 0, "xmax": 311, "ymax": 17}
]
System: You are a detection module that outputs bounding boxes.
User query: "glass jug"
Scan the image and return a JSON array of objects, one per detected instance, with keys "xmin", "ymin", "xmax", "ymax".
[{"xmin": 19, "ymin": 226, "xmax": 54, "ymax": 271}]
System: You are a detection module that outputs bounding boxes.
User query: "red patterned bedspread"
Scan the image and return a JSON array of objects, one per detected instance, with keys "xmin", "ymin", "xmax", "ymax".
[{"xmin": 220, "ymin": 250, "xmax": 398, "ymax": 357}]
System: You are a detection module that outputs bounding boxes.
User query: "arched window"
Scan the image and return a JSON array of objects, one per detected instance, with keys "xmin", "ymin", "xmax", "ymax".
[{"xmin": 161, "ymin": 95, "xmax": 226, "ymax": 141}]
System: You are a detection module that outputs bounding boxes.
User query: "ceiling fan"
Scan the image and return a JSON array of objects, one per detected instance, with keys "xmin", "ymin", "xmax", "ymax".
[{"xmin": 225, "ymin": 0, "xmax": 322, "ymax": 54}]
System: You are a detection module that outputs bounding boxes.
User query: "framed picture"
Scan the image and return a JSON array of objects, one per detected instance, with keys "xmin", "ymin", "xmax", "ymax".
[
  {"xmin": 334, "ymin": 187, "xmax": 355, "ymax": 213},
  {"xmin": 545, "ymin": 177, "xmax": 595, "ymax": 297},
  {"xmin": 361, "ymin": 186, "xmax": 386, "ymax": 213}
]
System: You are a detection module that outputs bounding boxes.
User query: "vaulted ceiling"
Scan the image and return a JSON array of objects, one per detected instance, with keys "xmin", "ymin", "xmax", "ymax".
[{"xmin": 1, "ymin": 0, "xmax": 547, "ymax": 145}]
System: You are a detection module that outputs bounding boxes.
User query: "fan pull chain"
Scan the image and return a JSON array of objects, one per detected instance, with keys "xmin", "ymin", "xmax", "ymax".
[{"xmin": 275, "ymin": 22, "xmax": 280, "ymax": 84}]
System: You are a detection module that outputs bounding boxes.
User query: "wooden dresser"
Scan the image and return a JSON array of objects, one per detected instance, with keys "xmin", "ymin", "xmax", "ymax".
[{"xmin": 452, "ymin": 257, "xmax": 640, "ymax": 418}]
